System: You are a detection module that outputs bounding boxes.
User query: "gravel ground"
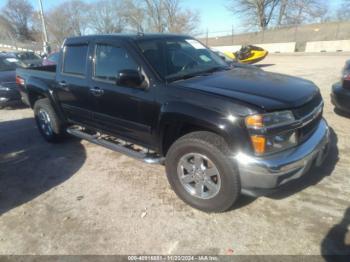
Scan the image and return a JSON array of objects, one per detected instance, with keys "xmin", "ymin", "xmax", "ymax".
[{"xmin": 0, "ymin": 54, "xmax": 349, "ymax": 256}]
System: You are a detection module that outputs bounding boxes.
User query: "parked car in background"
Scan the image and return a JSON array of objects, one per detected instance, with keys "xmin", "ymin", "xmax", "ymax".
[
  {"xmin": 17, "ymin": 34, "xmax": 330, "ymax": 212},
  {"xmin": 7, "ymin": 51, "xmax": 42, "ymax": 68},
  {"xmin": 42, "ymin": 52, "xmax": 59, "ymax": 66},
  {"xmin": 331, "ymin": 60, "xmax": 350, "ymax": 114},
  {"xmin": 0, "ymin": 54, "xmax": 23, "ymax": 108}
]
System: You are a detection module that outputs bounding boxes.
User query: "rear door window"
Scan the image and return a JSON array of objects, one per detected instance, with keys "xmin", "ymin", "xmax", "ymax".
[{"xmin": 63, "ymin": 45, "xmax": 88, "ymax": 76}]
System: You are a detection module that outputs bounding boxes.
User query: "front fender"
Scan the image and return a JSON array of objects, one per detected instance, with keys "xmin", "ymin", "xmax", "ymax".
[{"xmin": 157, "ymin": 101, "xmax": 250, "ymax": 153}]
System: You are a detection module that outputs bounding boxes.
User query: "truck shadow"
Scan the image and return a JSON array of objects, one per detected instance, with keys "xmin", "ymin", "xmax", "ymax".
[
  {"xmin": 0, "ymin": 118, "xmax": 86, "ymax": 215},
  {"xmin": 322, "ymin": 207, "xmax": 350, "ymax": 260},
  {"xmin": 266, "ymin": 127, "xmax": 339, "ymax": 200}
]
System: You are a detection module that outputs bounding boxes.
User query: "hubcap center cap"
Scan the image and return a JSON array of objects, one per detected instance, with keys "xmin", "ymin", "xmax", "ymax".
[{"xmin": 193, "ymin": 169, "xmax": 205, "ymax": 181}]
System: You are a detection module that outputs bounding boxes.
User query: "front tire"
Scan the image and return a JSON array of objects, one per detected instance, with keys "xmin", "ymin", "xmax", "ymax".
[
  {"xmin": 34, "ymin": 98, "xmax": 65, "ymax": 142},
  {"xmin": 165, "ymin": 131, "xmax": 241, "ymax": 212}
]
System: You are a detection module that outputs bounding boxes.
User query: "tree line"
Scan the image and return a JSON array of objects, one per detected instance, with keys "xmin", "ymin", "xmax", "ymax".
[
  {"xmin": 227, "ymin": 0, "xmax": 350, "ymax": 31},
  {"xmin": 0, "ymin": 0, "xmax": 200, "ymax": 46}
]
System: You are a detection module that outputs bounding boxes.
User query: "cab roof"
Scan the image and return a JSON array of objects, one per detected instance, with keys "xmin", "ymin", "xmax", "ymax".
[{"xmin": 64, "ymin": 33, "xmax": 192, "ymax": 45}]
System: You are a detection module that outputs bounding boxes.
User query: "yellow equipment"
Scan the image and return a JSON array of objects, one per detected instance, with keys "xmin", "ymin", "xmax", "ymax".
[{"xmin": 223, "ymin": 45, "xmax": 268, "ymax": 64}]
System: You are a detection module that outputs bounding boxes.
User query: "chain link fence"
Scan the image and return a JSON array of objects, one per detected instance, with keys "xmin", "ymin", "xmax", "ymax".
[
  {"xmin": 198, "ymin": 21, "xmax": 350, "ymax": 51},
  {"xmin": 1, "ymin": 21, "xmax": 350, "ymax": 53}
]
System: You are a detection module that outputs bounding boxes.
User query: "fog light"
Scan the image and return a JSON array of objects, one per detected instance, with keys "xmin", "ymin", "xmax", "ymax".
[{"xmin": 250, "ymin": 135, "xmax": 266, "ymax": 155}]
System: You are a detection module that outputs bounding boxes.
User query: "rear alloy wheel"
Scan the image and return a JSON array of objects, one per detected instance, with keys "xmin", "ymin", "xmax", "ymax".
[
  {"xmin": 37, "ymin": 108, "xmax": 54, "ymax": 137},
  {"xmin": 34, "ymin": 98, "xmax": 65, "ymax": 142}
]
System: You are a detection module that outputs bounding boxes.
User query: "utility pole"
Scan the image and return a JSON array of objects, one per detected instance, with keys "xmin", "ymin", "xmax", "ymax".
[
  {"xmin": 38, "ymin": 0, "xmax": 50, "ymax": 55},
  {"xmin": 206, "ymin": 28, "xmax": 209, "ymax": 46},
  {"xmin": 231, "ymin": 24, "xmax": 234, "ymax": 45}
]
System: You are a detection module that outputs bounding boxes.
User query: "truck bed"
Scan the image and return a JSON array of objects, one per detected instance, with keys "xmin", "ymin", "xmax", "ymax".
[
  {"xmin": 16, "ymin": 65, "xmax": 57, "ymax": 106},
  {"xmin": 16, "ymin": 65, "xmax": 56, "ymax": 81}
]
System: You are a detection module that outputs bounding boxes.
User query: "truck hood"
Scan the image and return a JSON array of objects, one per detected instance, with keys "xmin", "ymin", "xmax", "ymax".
[{"xmin": 177, "ymin": 68, "xmax": 320, "ymax": 111}]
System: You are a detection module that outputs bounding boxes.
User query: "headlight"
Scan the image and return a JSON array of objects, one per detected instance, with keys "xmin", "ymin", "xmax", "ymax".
[
  {"xmin": 245, "ymin": 111, "xmax": 297, "ymax": 155},
  {"xmin": 245, "ymin": 111, "xmax": 295, "ymax": 129}
]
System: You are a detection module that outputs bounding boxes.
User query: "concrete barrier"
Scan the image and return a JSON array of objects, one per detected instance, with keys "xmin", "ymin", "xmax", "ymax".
[
  {"xmin": 211, "ymin": 42, "xmax": 296, "ymax": 54},
  {"xmin": 211, "ymin": 45, "xmax": 242, "ymax": 53},
  {"xmin": 257, "ymin": 43, "xmax": 296, "ymax": 53},
  {"xmin": 305, "ymin": 40, "xmax": 350, "ymax": 52},
  {"xmin": 0, "ymin": 44, "xmax": 18, "ymax": 51}
]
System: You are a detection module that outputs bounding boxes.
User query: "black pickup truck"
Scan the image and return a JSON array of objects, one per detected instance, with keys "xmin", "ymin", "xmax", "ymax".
[{"xmin": 17, "ymin": 34, "xmax": 330, "ymax": 212}]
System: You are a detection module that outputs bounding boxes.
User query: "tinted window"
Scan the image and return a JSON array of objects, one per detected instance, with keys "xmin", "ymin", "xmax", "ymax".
[
  {"xmin": 0, "ymin": 56, "xmax": 20, "ymax": 71},
  {"xmin": 94, "ymin": 44, "xmax": 138, "ymax": 82},
  {"xmin": 17, "ymin": 52, "xmax": 41, "ymax": 60},
  {"xmin": 63, "ymin": 45, "xmax": 88, "ymax": 75}
]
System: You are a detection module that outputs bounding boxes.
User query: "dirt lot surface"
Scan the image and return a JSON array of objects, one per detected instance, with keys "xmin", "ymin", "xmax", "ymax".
[{"xmin": 0, "ymin": 54, "xmax": 350, "ymax": 256}]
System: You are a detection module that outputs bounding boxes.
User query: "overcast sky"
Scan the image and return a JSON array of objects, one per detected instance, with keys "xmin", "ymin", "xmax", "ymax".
[{"xmin": 0, "ymin": 0, "xmax": 344, "ymax": 35}]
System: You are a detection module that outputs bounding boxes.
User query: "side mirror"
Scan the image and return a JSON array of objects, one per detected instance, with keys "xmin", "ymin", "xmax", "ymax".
[{"xmin": 117, "ymin": 69, "xmax": 145, "ymax": 88}]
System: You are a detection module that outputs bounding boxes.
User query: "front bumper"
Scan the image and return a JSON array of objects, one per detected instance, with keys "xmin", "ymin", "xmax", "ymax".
[{"xmin": 236, "ymin": 119, "xmax": 330, "ymax": 196}]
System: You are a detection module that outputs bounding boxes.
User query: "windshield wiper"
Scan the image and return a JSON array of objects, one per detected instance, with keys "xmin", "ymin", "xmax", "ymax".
[
  {"xmin": 166, "ymin": 73, "xmax": 202, "ymax": 82},
  {"xmin": 167, "ymin": 66, "xmax": 230, "ymax": 83},
  {"xmin": 201, "ymin": 66, "xmax": 230, "ymax": 74}
]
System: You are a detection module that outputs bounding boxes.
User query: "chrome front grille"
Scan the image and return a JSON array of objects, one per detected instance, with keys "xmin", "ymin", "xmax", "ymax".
[
  {"xmin": 298, "ymin": 112, "xmax": 322, "ymax": 143},
  {"xmin": 293, "ymin": 93, "xmax": 323, "ymax": 144},
  {"xmin": 293, "ymin": 92, "xmax": 322, "ymax": 119}
]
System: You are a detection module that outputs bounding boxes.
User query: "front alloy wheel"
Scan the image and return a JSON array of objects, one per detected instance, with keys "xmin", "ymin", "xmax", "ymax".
[
  {"xmin": 165, "ymin": 131, "xmax": 241, "ymax": 212},
  {"xmin": 177, "ymin": 153, "xmax": 221, "ymax": 200}
]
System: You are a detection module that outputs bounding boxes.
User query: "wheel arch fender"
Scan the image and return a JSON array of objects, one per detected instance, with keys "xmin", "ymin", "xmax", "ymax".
[
  {"xmin": 27, "ymin": 78, "xmax": 67, "ymax": 124},
  {"xmin": 157, "ymin": 101, "xmax": 249, "ymax": 155}
]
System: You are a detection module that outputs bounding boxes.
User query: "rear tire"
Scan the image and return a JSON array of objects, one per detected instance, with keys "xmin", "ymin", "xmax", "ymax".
[
  {"xmin": 165, "ymin": 131, "xmax": 241, "ymax": 212},
  {"xmin": 34, "ymin": 98, "xmax": 65, "ymax": 142}
]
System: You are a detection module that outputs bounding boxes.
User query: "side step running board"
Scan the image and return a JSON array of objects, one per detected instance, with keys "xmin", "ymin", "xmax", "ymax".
[{"xmin": 67, "ymin": 127, "xmax": 165, "ymax": 165}]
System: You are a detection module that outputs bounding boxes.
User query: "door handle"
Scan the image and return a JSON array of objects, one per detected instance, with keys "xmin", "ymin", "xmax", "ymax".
[
  {"xmin": 58, "ymin": 81, "xmax": 68, "ymax": 88},
  {"xmin": 90, "ymin": 87, "xmax": 104, "ymax": 96}
]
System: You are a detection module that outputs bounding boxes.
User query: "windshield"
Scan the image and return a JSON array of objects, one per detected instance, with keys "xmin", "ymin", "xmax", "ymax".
[
  {"xmin": 0, "ymin": 57, "xmax": 20, "ymax": 71},
  {"xmin": 48, "ymin": 52, "xmax": 59, "ymax": 63},
  {"xmin": 16, "ymin": 52, "xmax": 41, "ymax": 60},
  {"xmin": 136, "ymin": 37, "xmax": 228, "ymax": 82}
]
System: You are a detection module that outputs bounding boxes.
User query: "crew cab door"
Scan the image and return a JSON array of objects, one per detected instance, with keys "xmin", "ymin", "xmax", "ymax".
[
  {"xmin": 89, "ymin": 41, "xmax": 158, "ymax": 147},
  {"xmin": 55, "ymin": 43, "xmax": 95, "ymax": 125}
]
